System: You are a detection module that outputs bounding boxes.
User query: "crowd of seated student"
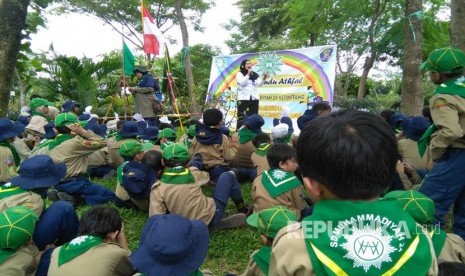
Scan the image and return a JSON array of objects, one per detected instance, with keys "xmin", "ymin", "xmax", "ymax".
[{"xmin": 3, "ymin": 46, "xmax": 465, "ymax": 275}]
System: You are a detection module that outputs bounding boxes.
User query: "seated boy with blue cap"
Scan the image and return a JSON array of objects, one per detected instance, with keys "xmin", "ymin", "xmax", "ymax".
[
  {"xmin": 0, "ymin": 118, "xmax": 25, "ymax": 184},
  {"xmin": 1, "ymin": 155, "xmax": 79, "ymax": 251},
  {"xmin": 116, "ymin": 140, "xmax": 159, "ymax": 211},
  {"xmin": 0, "ymin": 206, "xmax": 39, "ymax": 275},
  {"xmin": 191, "ymin": 108, "xmax": 238, "ymax": 184},
  {"xmin": 131, "ymin": 214, "xmax": 213, "ymax": 275},
  {"xmin": 231, "ymin": 114, "xmax": 265, "ymax": 182},
  {"xmin": 150, "ymin": 143, "xmax": 252, "ymax": 230}
]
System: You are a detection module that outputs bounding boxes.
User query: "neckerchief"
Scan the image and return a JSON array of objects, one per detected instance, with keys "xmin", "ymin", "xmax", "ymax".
[
  {"xmin": 0, "ymin": 183, "xmax": 27, "ymax": 200},
  {"xmin": 262, "ymin": 169, "xmax": 302, "ymax": 198},
  {"xmin": 117, "ymin": 161, "xmax": 129, "ymax": 186},
  {"xmin": 183, "ymin": 138, "xmax": 193, "ymax": 148},
  {"xmin": 58, "ymin": 235, "xmax": 102, "ymax": 266},
  {"xmin": 160, "ymin": 141, "xmax": 175, "ymax": 151},
  {"xmin": 418, "ymin": 76, "xmax": 465, "ymax": 157},
  {"xmin": 189, "ymin": 270, "xmax": 204, "ymax": 276},
  {"xmin": 0, "ymin": 248, "xmax": 15, "ymax": 264},
  {"xmin": 429, "ymin": 227, "xmax": 447, "ymax": 258},
  {"xmin": 44, "ymin": 134, "xmax": 74, "ymax": 151},
  {"xmin": 0, "ymin": 141, "xmax": 20, "ymax": 167},
  {"xmin": 255, "ymin": 143, "xmax": 270, "ymax": 157},
  {"xmin": 239, "ymin": 128, "xmax": 258, "ymax": 144},
  {"xmin": 161, "ymin": 167, "xmax": 195, "ymax": 184},
  {"xmin": 304, "ymin": 200, "xmax": 432, "ymax": 276},
  {"xmin": 252, "ymin": 246, "xmax": 271, "ymax": 275}
]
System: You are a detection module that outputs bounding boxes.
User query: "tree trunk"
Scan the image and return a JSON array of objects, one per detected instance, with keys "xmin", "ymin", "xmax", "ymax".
[
  {"xmin": 451, "ymin": 0, "xmax": 465, "ymax": 52},
  {"xmin": 401, "ymin": 0, "xmax": 423, "ymax": 115},
  {"xmin": 357, "ymin": 0, "xmax": 384, "ymax": 99},
  {"xmin": 0, "ymin": 0, "xmax": 30, "ymax": 116},
  {"xmin": 174, "ymin": 0, "xmax": 199, "ymax": 116},
  {"xmin": 357, "ymin": 52, "xmax": 376, "ymax": 99}
]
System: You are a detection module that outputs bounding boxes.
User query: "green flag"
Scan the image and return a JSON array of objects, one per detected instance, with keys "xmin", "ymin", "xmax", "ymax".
[
  {"xmin": 162, "ymin": 46, "xmax": 173, "ymax": 104},
  {"xmin": 123, "ymin": 41, "xmax": 135, "ymax": 76}
]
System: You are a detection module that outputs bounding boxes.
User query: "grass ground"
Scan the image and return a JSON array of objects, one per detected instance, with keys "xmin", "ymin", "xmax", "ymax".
[{"xmin": 75, "ymin": 177, "xmax": 260, "ymax": 275}]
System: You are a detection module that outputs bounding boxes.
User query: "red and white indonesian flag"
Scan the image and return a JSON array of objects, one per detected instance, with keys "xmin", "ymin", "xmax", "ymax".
[{"xmin": 142, "ymin": 4, "xmax": 166, "ymax": 56}]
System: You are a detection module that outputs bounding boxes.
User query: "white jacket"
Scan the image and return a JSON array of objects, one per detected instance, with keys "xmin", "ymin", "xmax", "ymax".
[{"xmin": 236, "ymin": 72, "xmax": 265, "ymax": 100}]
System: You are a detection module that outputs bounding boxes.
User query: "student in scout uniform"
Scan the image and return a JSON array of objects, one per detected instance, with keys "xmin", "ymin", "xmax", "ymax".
[
  {"xmin": 383, "ymin": 190, "xmax": 465, "ymax": 264},
  {"xmin": 28, "ymin": 97, "xmax": 52, "ymax": 134},
  {"xmin": 61, "ymin": 99, "xmax": 81, "ymax": 115},
  {"xmin": 2, "ymin": 155, "xmax": 79, "ymax": 251},
  {"xmin": 86, "ymin": 123, "xmax": 116, "ymax": 179},
  {"xmin": 150, "ymin": 143, "xmax": 251, "ymax": 230},
  {"xmin": 191, "ymin": 108, "xmax": 238, "ymax": 183},
  {"xmin": 251, "ymin": 133, "xmax": 271, "ymax": 177},
  {"xmin": 231, "ymin": 114, "xmax": 264, "ymax": 182},
  {"xmin": 116, "ymin": 141, "xmax": 158, "ymax": 211},
  {"xmin": 418, "ymin": 47, "xmax": 465, "ymax": 240},
  {"xmin": 44, "ymin": 112, "xmax": 120, "ymax": 206},
  {"xmin": 156, "ymin": 127, "xmax": 177, "ymax": 151},
  {"xmin": 0, "ymin": 118, "xmax": 25, "ymax": 184},
  {"xmin": 252, "ymin": 143, "xmax": 307, "ymax": 220},
  {"xmin": 107, "ymin": 120, "xmax": 134, "ymax": 168},
  {"xmin": 269, "ymin": 110, "xmax": 437, "ymax": 275},
  {"xmin": 140, "ymin": 125, "xmax": 159, "ymax": 144},
  {"xmin": 0, "ymin": 206, "xmax": 39, "ymax": 276},
  {"xmin": 131, "ymin": 214, "xmax": 213, "ymax": 276},
  {"xmin": 178, "ymin": 119, "xmax": 201, "ymax": 148},
  {"xmin": 243, "ymin": 206, "xmax": 298, "ymax": 276},
  {"xmin": 272, "ymin": 116, "xmax": 295, "ymax": 144},
  {"xmin": 40, "ymin": 206, "xmax": 135, "ymax": 276},
  {"xmin": 397, "ymin": 116, "xmax": 430, "ymax": 173},
  {"xmin": 179, "ymin": 124, "xmax": 197, "ymax": 148},
  {"xmin": 270, "ymin": 123, "xmax": 289, "ymax": 144}
]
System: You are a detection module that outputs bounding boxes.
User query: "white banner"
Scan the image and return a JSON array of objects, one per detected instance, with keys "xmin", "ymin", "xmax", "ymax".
[{"xmin": 206, "ymin": 46, "xmax": 337, "ymax": 133}]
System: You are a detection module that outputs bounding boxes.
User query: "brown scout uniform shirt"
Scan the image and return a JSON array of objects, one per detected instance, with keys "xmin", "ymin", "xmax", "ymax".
[
  {"xmin": 268, "ymin": 223, "xmax": 438, "ymax": 276},
  {"xmin": 429, "ymin": 94, "xmax": 465, "ymax": 160},
  {"xmin": 242, "ymin": 250, "xmax": 266, "ymax": 276},
  {"xmin": 251, "ymin": 152, "xmax": 269, "ymax": 177},
  {"xmin": 149, "ymin": 167, "xmax": 214, "ymax": 224},
  {"xmin": 438, "ymin": 233, "xmax": 465, "ymax": 263},
  {"xmin": 190, "ymin": 135, "xmax": 237, "ymax": 169},
  {"xmin": 88, "ymin": 146, "xmax": 113, "ymax": 168},
  {"xmin": 48, "ymin": 130, "xmax": 105, "ymax": 180},
  {"xmin": 47, "ymin": 243, "xmax": 134, "ymax": 276},
  {"xmin": 0, "ymin": 146, "xmax": 17, "ymax": 183},
  {"xmin": 398, "ymin": 138, "xmax": 428, "ymax": 170},
  {"xmin": 230, "ymin": 140, "xmax": 255, "ymax": 168},
  {"xmin": 107, "ymin": 137, "xmax": 125, "ymax": 169},
  {"xmin": 12, "ymin": 138, "xmax": 32, "ymax": 162},
  {"xmin": 252, "ymin": 175, "xmax": 306, "ymax": 220},
  {"xmin": 0, "ymin": 244, "xmax": 39, "ymax": 276},
  {"xmin": 133, "ymin": 86, "xmax": 157, "ymax": 118},
  {"xmin": 0, "ymin": 191, "xmax": 44, "ymax": 217}
]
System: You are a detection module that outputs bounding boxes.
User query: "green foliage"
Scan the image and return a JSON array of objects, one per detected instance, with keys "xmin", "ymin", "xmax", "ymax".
[{"xmin": 31, "ymin": 54, "xmax": 122, "ymax": 109}]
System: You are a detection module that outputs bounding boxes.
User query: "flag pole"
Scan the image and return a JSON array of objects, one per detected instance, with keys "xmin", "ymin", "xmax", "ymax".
[
  {"xmin": 121, "ymin": 23, "xmax": 131, "ymax": 120},
  {"xmin": 164, "ymin": 43, "xmax": 184, "ymax": 131}
]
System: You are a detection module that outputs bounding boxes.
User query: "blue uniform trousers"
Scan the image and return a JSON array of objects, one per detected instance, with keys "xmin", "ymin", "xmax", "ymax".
[
  {"xmin": 210, "ymin": 171, "xmax": 243, "ymax": 226},
  {"xmin": 56, "ymin": 176, "xmax": 119, "ymax": 205},
  {"xmin": 420, "ymin": 148, "xmax": 465, "ymax": 239},
  {"xmin": 33, "ymin": 201, "xmax": 79, "ymax": 250}
]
